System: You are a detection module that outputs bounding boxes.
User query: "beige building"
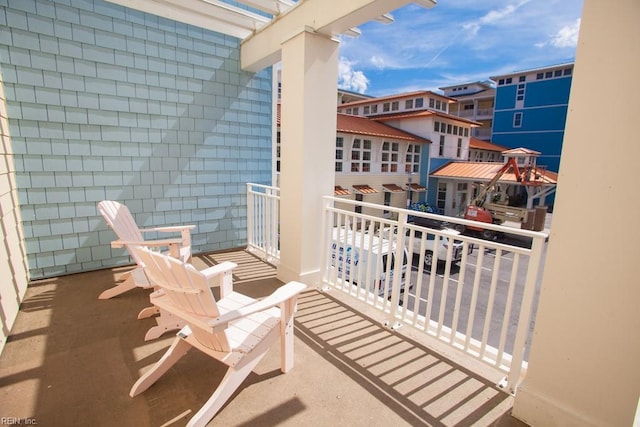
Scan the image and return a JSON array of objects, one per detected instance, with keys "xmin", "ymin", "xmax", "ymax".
[{"xmin": 440, "ymin": 81, "xmax": 495, "ymax": 140}]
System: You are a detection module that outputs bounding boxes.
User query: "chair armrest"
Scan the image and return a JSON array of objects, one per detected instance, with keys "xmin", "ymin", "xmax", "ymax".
[
  {"xmin": 209, "ymin": 281, "xmax": 307, "ymax": 327},
  {"xmin": 139, "ymin": 225, "xmax": 196, "ymax": 233},
  {"xmin": 201, "ymin": 261, "xmax": 237, "ymax": 297},
  {"xmin": 110, "ymin": 238, "xmax": 183, "ymax": 249}
]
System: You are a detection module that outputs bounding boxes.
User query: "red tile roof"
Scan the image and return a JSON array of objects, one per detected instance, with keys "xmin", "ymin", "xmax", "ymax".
[
  {"xmin": 338, "ymin": 90, "xmax": 456, "ymax": 107},
  {"xmin": 372, "ymin": 109, "xmax": 482, "ymax": 127},
  {"xmin": 334, "ymin": 186, "xmax": 351, "ymax": 196},
  {"xmin": 407, "ymin": 182, "xmax": 427, "ymax": 192},
  {"xmin": 431, "ymin": 162, "xmax": 557, "ymax": 185},
  {"xmin": 277, "ymin": 104, "xmax": 429, "ymax": 144},
  {"xmin": 336, "ymin": 114, "xmax": 428, "ymax": 143},
  {"xmin": 469, "ymin": 138, "xmax": 509, "ymax": 152},
  {"xmin": 382, "ymin": 183, "xmax": 404, "ymax": 192},
  {"xmin": 353, "ymin": 184, "xmax": 379, "ymax": 194},
  {"xmin": 429, "ymin": 162, "xmax": 558, "ymax": 185}
]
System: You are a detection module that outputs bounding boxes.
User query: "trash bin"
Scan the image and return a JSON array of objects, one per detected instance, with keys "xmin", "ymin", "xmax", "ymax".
[
  {"xmin": 533, "ymin": 206, "xmax": 548, "ymax": 231},
  {"xmin": 521, "ymin": 209, "xmax": 536, "ymax": 230}
]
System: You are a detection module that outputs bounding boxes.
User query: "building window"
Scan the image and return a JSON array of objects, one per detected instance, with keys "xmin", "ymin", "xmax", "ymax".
[
  {"xmin": 415, "ymin": 98, "xmax": 424, "ymax": 108},
  {"xmin": 434, "ymin": 121, "xmax": 440, "ymax": 132},
  {"xmin": 383, "ymin": 102, "xmax": 390, "ymax": 112},
  {"xmin": 405, "ymin": 144, "xmax": 421, "ymax": 173},
  {"xmin": 383, "ymin": 191, "xmax": 391, "ymax": 215},
  {"xmin": 437, "ymin": 182, "xmax": 447, "ymax": 211},
  {"xmin": 381, "ymin": 141, "xmax": 400, "ymax": 173},
  {"xmin": 405, "ymin": 99, "xmax": 413, "ymax": 109},
  {"xmin": 439, "ymin": 135, "xmax": 445, "ymax": 156},
  {"xmin": 351, "ymin": 139, "xmax": 372, "ymax": 172},
  {"xmin": 554, "ymin": 69, "xmax": 562, "ymax": 77},
  {"xmin": 463, "ymin": 104, "xmax": 474, "ymax": 111},
  {"xmin": 352, "ymin": 107, "xmax": 359, "ymax": 115},
  {"xmin": 363, "ymin": 105, "xmax": 370, "ymax": 114},
  {"xmin": 536, "ymin": 73, "xmax": 544, "ymax": 80},
  {"xmin": 457, "ymin": 138, "xmax": 462, "ymax": 158},
  {"xmin": 355, "ymin": 194, "xmax": 363, "ymax": 214},
  {"xmin": 391, "ymin": 101, "xmax": 399, "ymax": 111},
  {"xmin": 346, "ymin": 108, "xmax": 352, "ymax": 114},
  {"xmin": 435, "ymin": 100, "xmax": 441, "ymax": 110},
  {"xmin": 464, "ymin": 128, "xmax": 469, "ymax": 137},
  {"xmin": 447, "ymin": 124, "xmax": 452, "ymax": 134},
  {"xmin": 498, "ymin": 79, "xmax": 505, "ymax": 85},
  {"xmin": 564, "ymin": 68, "xmax": 572, "ymax": 75},
  {"xmin": 276, "ymin": 130, "xmax": 281, "ymax": 172},
  {"xmin": 453, "ymin": 125, "xmax": 458, "ymax": 135},
  {"xmin": 545, "ymin": 71, "xmax": 553, "ymax": 78},
  {"xmin": 371, "ymin": 104, "xmax": 378, "ymax": 114},
  {"xmin": 506, "ymin": 77, "xmax": 513, "ymax": 84},
  {"xmin": 519, "ymin": 75, "xmax": 526, "ymax": 82},
  {"xmin": 513, "ymin": 112, "xmax": 523, "ymax": 127},
  {"xmin": 335, "ymin": 136, "xmax": 343, "ymax": 172}
]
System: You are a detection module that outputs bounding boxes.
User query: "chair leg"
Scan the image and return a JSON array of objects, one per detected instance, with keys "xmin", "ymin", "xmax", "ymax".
[
  {"xmin": 143, "ymin": 311, "xmax": 185, "ymax": 341},
  {"xmin": 137, "ymin": 305, "xmax": 159, "ymax": 319},
  {"xmin": 98, "ymin": 267, "xmax": 149, "ymax": 299},
  {"xmin": 130, "ymin": 336, "xmax": 191, "ymax": 397},
  {"xmin": 186, "ymin": 351, "xmax": 267, "ymax": 427},
  {"xmin": 98, "ymin": 273, "xmax": 138, "ymax": 299}
]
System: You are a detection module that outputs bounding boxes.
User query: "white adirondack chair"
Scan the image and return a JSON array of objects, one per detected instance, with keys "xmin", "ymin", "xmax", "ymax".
[
  {"xmin": 97, "ymin": 200, "xmax": 196, "ymax": 340},
  {"xmin": 129, "ymin": 246, "xmax": 306, "ymax": 427}
]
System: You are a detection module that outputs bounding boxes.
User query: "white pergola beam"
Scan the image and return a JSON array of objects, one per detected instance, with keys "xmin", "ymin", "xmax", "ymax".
[
  {"xmin": 106, "ymin": 0, "xmax": 271, "ymax": 39},
  {"xmin": 241, "ymin": 0, "xmax": 436, "ymax": 72}
]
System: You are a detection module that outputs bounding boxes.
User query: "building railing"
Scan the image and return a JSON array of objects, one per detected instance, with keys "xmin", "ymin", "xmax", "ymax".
[
  {"xmin": 457, "ymin": 108, "xmax": 494, "ymax": 118},
  {"xmin": 246, "ymin": 183, "xmax": 280, "ymax": 263},
  {"xmin": 245, "ymin": 184, "xmax": 547, "ymax": 394},
  {"xmin": 319, "ymin": 196, "xmax": 547, "ymax": 395}
]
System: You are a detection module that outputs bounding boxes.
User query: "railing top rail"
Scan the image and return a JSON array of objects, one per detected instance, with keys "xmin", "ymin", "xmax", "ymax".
[
  {"xmin": 247, "ymin": 183, "xmax": 280, "ymax": 193},
  {"xmin": 323, "ymin": 195, "xmax": 548, "ymax": 242}
]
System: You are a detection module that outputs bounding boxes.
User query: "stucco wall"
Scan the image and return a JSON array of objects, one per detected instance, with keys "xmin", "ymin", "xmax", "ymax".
[
  {"xmin": 0, "ymin": 0, "xmax": 273, "ymax": 279},
  {"xmin": 512, "ymin": 0, "xmax": 640, "ymax": 425}
]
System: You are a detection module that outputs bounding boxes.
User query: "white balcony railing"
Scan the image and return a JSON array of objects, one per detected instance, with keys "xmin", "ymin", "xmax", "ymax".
[
  {"xmin": 246, "ymin": 183, "xmax": 280, "ymax": 263},
  {"xmin": 246, "ymin": 184, "xmax": 547, "ymax": 394}
]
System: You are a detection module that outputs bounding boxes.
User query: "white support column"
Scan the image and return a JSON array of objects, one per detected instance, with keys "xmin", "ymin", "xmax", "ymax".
[
  {"xmin": 277, "ymin": 28, "xmax": 338, "ymax": 284},
  {"xmin": 512, "ymin": 0, "xmax": 640, "ymax": 425}
]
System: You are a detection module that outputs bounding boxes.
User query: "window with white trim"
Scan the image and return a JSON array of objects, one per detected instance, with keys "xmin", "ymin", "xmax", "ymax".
[
  {"xmin": 439, "ymin": 135, "xmax": 445, "ymax": 156},
  {"xmin": 335, "ymin": 136, "xmax": 344, "ymax": 172},
  {"xmin": 457, "ymin": 138, "xmax": 462, "ymax": 158},
  {"xmin": 405, "ymin": 144, "xmax": 421, "ymax": 173},
  {"xmin": 381, "ymin": 141, "xmax": 400, "ymax": 172},
  {"xmin": 513, "ymin": 112, "xmax": 523, "ymax": 128},
  {"xmin": 351, "ymin": 139, "xmax": 371, "ymax": 172}
]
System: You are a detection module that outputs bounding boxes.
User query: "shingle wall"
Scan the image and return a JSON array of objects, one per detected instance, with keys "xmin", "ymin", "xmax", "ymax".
[{"xmin": 0, "ymin": 0, "xmax": 273, "ymax": 279}]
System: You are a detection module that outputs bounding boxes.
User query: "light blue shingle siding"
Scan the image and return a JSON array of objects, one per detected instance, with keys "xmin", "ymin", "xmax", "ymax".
[{"xmin": 1, "ymin": 0, "xmax": 273, "ymax": 279}]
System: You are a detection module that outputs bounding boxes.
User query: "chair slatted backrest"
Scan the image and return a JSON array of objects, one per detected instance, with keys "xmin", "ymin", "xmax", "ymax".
[
  {"xmin": 98, "ymin": 200, "xmax": 146, "ymax": 263},
  {"xmin": 134, "ymin": 247, "xmax": 232, "ymax": 352}
]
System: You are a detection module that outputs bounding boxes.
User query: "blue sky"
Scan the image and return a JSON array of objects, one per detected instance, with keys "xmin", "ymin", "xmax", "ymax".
[{"xmin": 337, "ymin": 0, "xmax": 584, "ymax": 97}]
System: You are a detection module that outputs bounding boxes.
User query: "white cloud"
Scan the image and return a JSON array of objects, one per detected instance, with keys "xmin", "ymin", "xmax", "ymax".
[
  {"xmin": 338, "ymin": 57, "xmax": 370, "ymax": 93},
  {"xmin": 462, "ymin": 0, "xmax": 532, "ymax": 37},
  {"xmin": 550, "ymin": 18, "xmax": 581, "ymax": 48}
]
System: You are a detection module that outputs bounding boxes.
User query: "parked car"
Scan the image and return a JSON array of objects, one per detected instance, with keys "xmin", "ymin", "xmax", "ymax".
[{"xmin": 405, "ymin": 227, "xmax": 467, "ymax": 268}]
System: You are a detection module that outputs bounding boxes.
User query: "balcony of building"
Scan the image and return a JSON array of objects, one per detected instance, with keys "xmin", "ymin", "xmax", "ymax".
[{"xmin": 0, "ymin": 184, "xmax": 544, "ymax": 426}]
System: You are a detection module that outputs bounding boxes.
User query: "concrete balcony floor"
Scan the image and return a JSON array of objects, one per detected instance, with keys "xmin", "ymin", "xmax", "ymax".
[{"xmin": 0, "ymin": 249, "xmax": 528, "ymax": 426}]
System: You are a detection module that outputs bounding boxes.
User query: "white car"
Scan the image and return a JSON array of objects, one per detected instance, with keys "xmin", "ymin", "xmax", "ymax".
[{"xmin": 405, "ymin": 227, "xmax": 466, "ymax": 268}]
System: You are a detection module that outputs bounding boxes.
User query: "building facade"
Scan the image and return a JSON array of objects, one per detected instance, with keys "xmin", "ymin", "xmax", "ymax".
[
  {"xmin": 439, "ymin": 81, "xmax": 495, "ymax": 141},
  {"xmin": 490, "ymin": 63, "xmax": 574, "ymax": 176},
  {"xmin": 337, "ymin": 91, "xmax": 480, "ymax": 211}
]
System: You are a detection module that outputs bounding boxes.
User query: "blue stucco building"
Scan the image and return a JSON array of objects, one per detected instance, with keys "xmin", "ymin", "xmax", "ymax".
[{"xmin": 491, "ymin": 63, "xmax": 573, "ymax": 178}]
